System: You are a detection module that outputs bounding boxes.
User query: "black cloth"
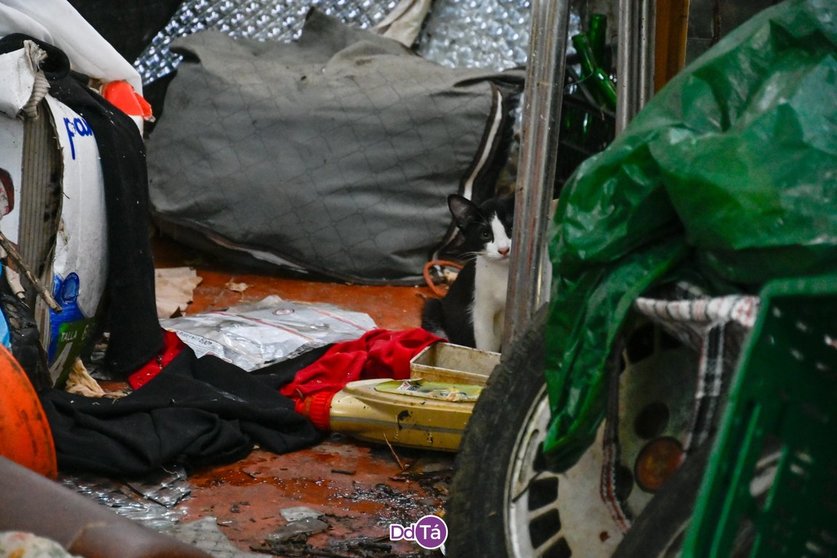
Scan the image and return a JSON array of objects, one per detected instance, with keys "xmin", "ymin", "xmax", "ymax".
[
  {"xmin": 40, "ymin": 348, "xmax": 322, "ymax": 477},
  {"xmin": 0, "ymin": 34, "xmax": 163, "ymax": 374},
  {"xmin": 68, "ymin": 0, "xmax": 185, "ymax": 63}
]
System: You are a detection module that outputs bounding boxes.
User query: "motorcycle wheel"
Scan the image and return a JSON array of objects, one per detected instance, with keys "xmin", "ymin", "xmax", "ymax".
[{"xmin": 445, "ymin": 308, "xmax": 573, "ymax": 558}]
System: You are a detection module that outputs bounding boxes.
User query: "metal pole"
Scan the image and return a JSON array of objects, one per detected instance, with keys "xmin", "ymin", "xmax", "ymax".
[
  {"xmin": 617, "ymin": 0, "xmax": 656, "ymax": 134},
  {"xmin": 616, "ymin": 0, "xmax": 638, "ymax": 134},
  {"xmin": 639, "ymin": 0, "xmax": 657, "ymax": 108},
  {"xmin": 502, "ymin": 0, "xmax": 572, "ymax": 348}
]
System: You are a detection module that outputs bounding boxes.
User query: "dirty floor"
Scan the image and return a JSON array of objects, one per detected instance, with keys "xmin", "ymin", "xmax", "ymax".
[{"xmin": 137, "ymin": 236, "xmax": 453, "ymax": 557}]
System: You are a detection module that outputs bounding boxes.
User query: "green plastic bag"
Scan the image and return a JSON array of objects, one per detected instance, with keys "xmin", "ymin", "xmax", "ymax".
[{"xmin": 544, "ymin": 0, "xmax": 836, "ymax": 468}]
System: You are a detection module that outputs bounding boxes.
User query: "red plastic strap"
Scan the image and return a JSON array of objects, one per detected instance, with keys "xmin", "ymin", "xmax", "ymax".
[{"xmin": 127, "ymin": 330, "xmax": 185, "ymax": 390}]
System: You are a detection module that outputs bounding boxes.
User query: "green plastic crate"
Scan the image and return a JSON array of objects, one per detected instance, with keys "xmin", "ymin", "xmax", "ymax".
[{"xmin": 683, "ymin": 274, "xmax": 837, "ymax": 557}]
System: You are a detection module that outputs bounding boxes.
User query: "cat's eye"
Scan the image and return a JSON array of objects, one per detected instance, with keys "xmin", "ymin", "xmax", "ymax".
[{"xmin": 480, "ymin": 230, "xmax": 491, "ymax": 240}]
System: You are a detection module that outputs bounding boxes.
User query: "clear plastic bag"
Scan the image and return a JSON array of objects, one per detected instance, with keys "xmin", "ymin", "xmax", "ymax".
[{"xmin": 161, "ymin": 296, "xmax": 377, "ymax": 371}]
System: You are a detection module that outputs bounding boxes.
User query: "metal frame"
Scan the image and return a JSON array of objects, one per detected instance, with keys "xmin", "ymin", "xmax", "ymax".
[
  {"xmin": 503, "ymin": 0, "xmax": 571, "ymax": 347},
  {"xmin": 504, "ymin": 0, "xmax": 656, "ymax": 346},
  {"xmin": 617, "ymin": 0, "xmax": 656, "ymax": 133}
]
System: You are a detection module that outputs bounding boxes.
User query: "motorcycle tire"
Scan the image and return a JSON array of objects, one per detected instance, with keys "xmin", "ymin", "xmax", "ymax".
[{"xmin": 445, "ymin": 306, "xmax": 564, "ymax": 558}]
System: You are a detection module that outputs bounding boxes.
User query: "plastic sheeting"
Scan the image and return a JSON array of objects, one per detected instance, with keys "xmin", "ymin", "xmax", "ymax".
[
  {"xmin": 161, "ymin": 296, "xmax": 376, "ymax": 371},
  {"xmin": 543, "ymin": 0, "xmax": 837, "ymax": 468},
  {"xmin": 61, "ymin": 468, "xmax": 189, "ymax": 531}
]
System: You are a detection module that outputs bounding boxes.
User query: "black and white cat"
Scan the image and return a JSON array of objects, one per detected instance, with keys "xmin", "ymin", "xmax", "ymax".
[{"xmin": 422, "ymin": 194, "xmax": 514, "ymax": 352}]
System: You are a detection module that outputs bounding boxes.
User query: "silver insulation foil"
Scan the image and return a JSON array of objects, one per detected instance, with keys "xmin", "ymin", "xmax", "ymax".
[
  {"xmin": 135, "ymin": 0, "xmax": 400, "ymax": 83},
  {"xmin": 61, "ymin": 467, "xmax": 191, "ymax": 531},
  {"xmin": 417, "ymin": 0, "xmax": 534, "ymax": 71},
  {"xmin": 134, "ymin": 0, "xmax": 586, "ymax": 84}
]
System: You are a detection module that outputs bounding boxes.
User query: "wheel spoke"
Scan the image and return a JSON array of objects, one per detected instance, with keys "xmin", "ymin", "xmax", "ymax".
[
  {"xmin": 504, "ymin": 384, "xmax": 568, "ymax": 558},
  {"xmin": 527, "ymin": 499, "xmax": 558, "ymax": 523},
  {"xmin": 534, "ymin": 529, "xmax": 567, "ymax": 557},
  {"xmin": 511, "ymin": 469, "xmax": 561, "ymax": 502},
  {"xmin": 513, "ymin": 429, "xmax": 544, "ymax": 487}
]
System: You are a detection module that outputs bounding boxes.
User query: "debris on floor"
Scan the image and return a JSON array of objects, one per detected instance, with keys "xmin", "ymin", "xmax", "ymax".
[
  {"xmin": 280, "ymin": 506, "xmax": 325, "ymax": 522},
  {"xmin": 181, "ymin": 439, "xmax": 453, "ymax": 557},
  {"xmin": 59, "ymin": 470, "xmax": 189, "ymax": 531},
  {"xmin": 163, "ymin": 517, "xmax": 266, "ymax": 558},
  {"xmin": 155, "ymin": 267, "xmax": 204, "ymax": 319},
  {"xmin": 160, "ymin": 295, "xmax": 378, "ymax": 371},
  {"xmin": 224, "ymin": 280, "xmax": 249, "ymax": 293},
  {"xmin": 265, "ymin": 516, "xmax": 329, "ymax": 544},
  {"xmin": 63, "ymin": 359, "xmax": 105, "ymax": 398}
]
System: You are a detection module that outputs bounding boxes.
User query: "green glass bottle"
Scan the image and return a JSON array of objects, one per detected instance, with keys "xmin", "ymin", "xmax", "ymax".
[
  {"xmin": 588, "ymin": 13, "xmax": 608, "ymax": 69},
  {"xmin": 571, "ymin": 32, "xmax": 617, "ymax": 111}
]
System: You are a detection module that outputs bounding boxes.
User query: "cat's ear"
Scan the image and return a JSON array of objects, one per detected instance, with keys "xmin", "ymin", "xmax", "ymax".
[
  {"xmin": 499, "ymin": 194, "xmax": 516, "ymax": 216},
  {"xmin": 448, "ymin": 194, "xmax": 481, "ymax": 229}
]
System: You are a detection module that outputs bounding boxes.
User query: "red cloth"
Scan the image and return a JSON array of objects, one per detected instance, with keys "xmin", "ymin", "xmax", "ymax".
[
  {"xmin": 280, "ymin": 328, "xmax": 443, "ymax": 408},
  {"xmin": 127, "ymin": 330, "xmax": 186, "ymax": 389}
]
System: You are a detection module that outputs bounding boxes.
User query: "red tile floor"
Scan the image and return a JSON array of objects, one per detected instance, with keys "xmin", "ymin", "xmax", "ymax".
[{"xmin": 152, "ymin": 236, "xmax": 453, "ymax": 557}]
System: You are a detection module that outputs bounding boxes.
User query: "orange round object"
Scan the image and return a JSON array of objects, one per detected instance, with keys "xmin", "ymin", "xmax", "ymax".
[
  {"xmin": 634, "ymin": 437, "xmax": 684, "ymax": 493},
  {"xmin": 0, "ymin": 345, "xmax": 57, "ymax": 478}
]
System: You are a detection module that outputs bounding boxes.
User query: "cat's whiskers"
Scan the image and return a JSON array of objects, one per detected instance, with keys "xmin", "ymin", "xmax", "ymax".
[{"xmin": 459, "ymin": 250, "xmax": 482, "ymax": 261}]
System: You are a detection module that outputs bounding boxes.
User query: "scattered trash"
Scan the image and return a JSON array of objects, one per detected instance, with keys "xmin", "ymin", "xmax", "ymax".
[
  {"xmin": 224, "ymin": 279, "xmax": 249, "ymax": 293},
  {"xmin": 64, "ymin": 358, "xmax": 105, "ymax": 398},
  {"xmin": 402, "ymin": 456, "xmax": 454, "ymax": 478},
  {"xmin": 61, "ymin": 468, "xmax": 189, "ymax": 531},
  {"xmin": 163, "ymin": 516, "xmax": 265, "ymax": 558},
  {"xmin": 266, "ymin": 516, "xmax": 329, "ymax": 543},
  {"xmin": 1, "ymin": 2, "xmax": 494, "ymax": 557},
  {"xmin": 383, "ymin": 434, "xmax": 407, "ymax": 472},
  {"xmin": 160, "ymin": 295, "xmax": 376, "ymax": 371},
  {"xmin": 252, "ymin": 534, "xmax": 440, "ymax": 558},
  {"xmin": 280, "ymin": 506, "xmax": 323, "ymax": 523},
  {"xmin": 155, "ymin": 267, "xmax": 203, "ymax": 318},
  {"xmin": 124, "ymin": 466, "xmax": 192, "ymax": 508},
  {"xmin": 343, "ymin": 483, "xmax": 431, "ymax": 528}
]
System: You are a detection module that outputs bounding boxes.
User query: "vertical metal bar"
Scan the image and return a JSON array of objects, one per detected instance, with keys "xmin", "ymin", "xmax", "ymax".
[
  {"xmin": 639, "ymin": 0, "xmax": 657, "ymax": 108},
  {"xmin": 502, "ymin": 0, "xmax": 572, "ymax": 348},
  {"xmin": 617, "ymin": 0, "xmax": 657, "ymax": 134},
  {"xmin": 616, "ymin": 0, "xmax": 638, "ymax": 134}
]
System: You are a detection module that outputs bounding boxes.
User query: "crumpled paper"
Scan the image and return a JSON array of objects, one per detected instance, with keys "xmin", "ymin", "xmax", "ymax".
[{"xmin": 155, "ymin": 267, "xmax": 203, "ymax": 318}]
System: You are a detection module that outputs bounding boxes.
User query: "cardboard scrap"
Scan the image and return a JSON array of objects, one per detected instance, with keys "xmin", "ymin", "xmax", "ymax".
[{"xmin": 155, "ymin": 267, "xmax": 203, "ymax": 319}]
